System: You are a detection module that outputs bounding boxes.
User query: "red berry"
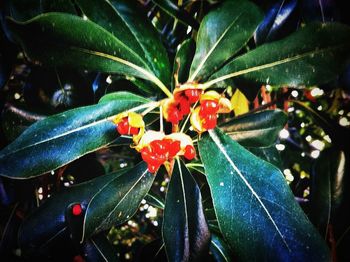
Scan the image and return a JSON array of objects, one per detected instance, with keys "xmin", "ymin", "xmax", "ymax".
[
  {"xmin": 168, "ymin": 140, "xmax": 181, "ymax": 158},
  {"xmin": 200, "ymin": 100, "xmax": 219, "ymax": 114},
  {"xmin": 185, "ymin": 89, "xmax": 201, "ymax": 103},
  {"xmin": 184, "ymin": 145, "xmax": 196, "ymax": 160},
  {"xmin": 150, "ymin": 140, "xmax": 167, "ymax": 155},
  {"xmin": 148, "ymin": 163, "xmax": 161, "ymax": 173},
  {"xmin": 72, "ymin": 204, "xmax": 82, "ymax": 216},
  {"xmin": 141, "ymin": 147, "xmax": 152, "ymax": 162},
  {"xmin": 167, "ymin": 106, "xmax": 183, "ymax": 124},
  {"xmin": 116, "ymin": 118, "xmax": 129, "ymax": 135},
  {"xmin": 179, "ymin": 97, "xmax": 190, "ymax": 115},
  {"xmin": 202, "ymin": 114, "xmax": 217, "ymax": 130},
  {"xmin": 141, "ymin": 147, "xmax": 164, "ymax": 165},
  {"xmin": 129, "ymin": 126, "xmax": 139, "ymax": 135}
]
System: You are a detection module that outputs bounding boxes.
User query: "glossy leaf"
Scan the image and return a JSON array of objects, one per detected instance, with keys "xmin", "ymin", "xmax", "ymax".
[
  {"xmin": 172, "ymin": 38, "xmax": 196, "ymax": 89},
  {"xmin": 19, "ymin": 162, "xmax": 152, "ymax": 249},
  {"xmin": 208, "ymin": 22, "xmax": 350, "ymax": 90},
  {"xmin": 152, "ymin": 0, "xmax": 199, "ymax": 30},
  {"xmin": 6, "ymin": 13, "xmax": 169, "ymax": 95},
  {"xmin": 188, "ymin": 0, "xmax": 263, "ymax": 82},
  {"xmin": 0, "ymin": 92, "xmax": 150, "ymax": 179},
  {"xmin": 255, "ymin": 0, "xmax": 300, "ymax": 45},
  {"xmin": 82, "ymin": 162, "xmax": 154, "ymax": 241},
  {"xmin": 198, "ymin": 128, "xmax": 330, "ymax": 261},
  {"xmin": 210, "ymin": 233, "xmax": 232, "ymax": 262},
  {"xmin": 163, "ymin": 159, "xmax": 210, "ymax": 262},
  {"xmin": 310, "ymin": 149, "xmax": 350, "ymax": 238},
  {"xmin": 248, "ymin": 145, "xmax": 283, "ymax": 170},
  {"xmin": 220, "ymin": 110, "xmax": 287, "ymax": 147},
  {"xmin": 145, "ymin": 192, "xmax": 165, "ymax": 209},
  {"xmin": 75, "ymin": 0, "xmax": 171, "ymax": 86}
]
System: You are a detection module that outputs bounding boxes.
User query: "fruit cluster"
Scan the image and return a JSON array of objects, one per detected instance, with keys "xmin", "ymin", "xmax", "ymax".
[
  {"xmin": 111, "ymin": 86, "xmax": 231, "ymax": 174},
  {"xmin": 163, "ymin": 87, "xmax": 203, "ymax": 124},
  {"xmin": 191, "ymin": 90, "xmax": 232, "ymax": 133},
  {"xmin": 136, "ymin": 131, "xmax": 196, "ymax": 173}
]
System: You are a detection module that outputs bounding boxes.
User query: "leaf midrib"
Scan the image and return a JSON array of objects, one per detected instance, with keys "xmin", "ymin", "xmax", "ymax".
[
  {"xmin": 9, "ymin": 12, "xmax": 153, "ymax": 74},
  {"xmin": 224, "ymin": 125, "xmax": 280, "ymax": 135},
  {"xmin": 91, "ymin": 169, "xmax": 148, "ymax": 237},
  {"xmin": 189, "ymin": 11, "xmax": 243, "ymax": 81},
  {"xmin": 208, "ymin": 129, "xmax": 291, "ymax": 252},
  {"xmin": 105, "ymin": 0, "xmax": 159, "ymax": 75},
  {"xmin": 204, "ymin": 43, "xmax": 347, "ymax": 88},
  {"xmin": 0, "ymin": 102, "xmax": 150, "ymax": 159}
]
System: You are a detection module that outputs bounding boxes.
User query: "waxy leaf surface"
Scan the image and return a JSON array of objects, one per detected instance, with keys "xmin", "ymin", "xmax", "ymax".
[
  {"xmin": 0, "ymin": 92, "xmax": 149, "ymax": 179},
  {"xmin": 19, "ymin": 162, "xmax": 153, "ymax": 248},
  {"xmin": 75, "ymin": 0, "xmax": 170, "ymax": 85},
  {"xmin": 220, "ymin": 110, "xmax": 287, "ymax": 147},
  {"xmin": 209, "ymin": 22, "xmax": 350, "ymax": 89},
  {"xmin": 189, "ymin": 0, "xmax": 263, "ymax": 81},
  {"xmin": 199, "ymin": 128, "xmax": 330, "ymax": 261},
  {"xmin": 7, "ymin": 13, "xmax": 163, "ymax": 85},
  {"xmin": 163, "ymin": 160, "xmax": 210, "ymax": 261}
]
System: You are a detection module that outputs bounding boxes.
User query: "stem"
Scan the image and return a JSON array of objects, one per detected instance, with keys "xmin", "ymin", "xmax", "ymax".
[
  {"xmin": 141, "ymin": 102, "xmax": 160, "ymax": 116},
  {"xmin": 186, "ymin": 163, "xmax": 203, "ymax": 167},
  {"xmin": 180, "ymin": 101, "xmax": 198, "ymax": 133},
  {"xmin": 107, "ymin": 101, "xmax": 160, "ymax": 121},
  {"xmin": 160, "ymin": 105, "xmax": 164, "ymax": 132}
]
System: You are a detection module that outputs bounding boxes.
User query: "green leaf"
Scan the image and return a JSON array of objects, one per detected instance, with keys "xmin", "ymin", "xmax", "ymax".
[
  {"xmin": 82, "ymin": 162, "xmax": 154, "ymax": 242},
  {"xmin": 163, "ymin": 159, "xmax": 210, "ymax": 261},
  {"xmin": 210, "ymin": 233, "xmax": 232, "ymax": 262},
  {"xmin": 6, "ymin": 13, "xmax": 170, "ymax": 96},
  {"xmin": 247, "ymin": 146, "xmax": 283, "ymax": 170},
  {"xmin": 0, "ymin": 92, "xmax": 150, "ymax": 179},
  {"xmin": 188, "ymin": 0, "xmax": 263, "ymax": 82},
  {"xmin": 152, "ymin": 0, "xmax": 199, "ymax": 30},
  {"xmin": 207, "ymin": 22, "xmax": 350, "ymax": 90},
  {"xmin": 172, "ymin": 38, "xmax": 196, "ymax": 89},
  {"xmin": 220, "ymin": 110, "xmax": 287, "ymax": 147},
  {"xmin": 198, "ymin": 128, "xmax": 330, "ymax": 261},
  {"xmin": 19, "ymin": 162, "xmax": 152, "ymax": 249},
  {"xmin": 310, "ymin": 149, "xmax": 350, "ymax": 238},
  {"xmin": 145, "ymin": 192, "xmax": 165, "ymax": 209},
  {"xmin": 75, "ymin": 0, "xmax": 171, "ymax": 86}
]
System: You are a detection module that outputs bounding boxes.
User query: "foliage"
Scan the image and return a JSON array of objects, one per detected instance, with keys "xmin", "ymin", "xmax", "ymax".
[{"xmin": 1, "ymin": 0, "xmax": 350, "ymax": 261}]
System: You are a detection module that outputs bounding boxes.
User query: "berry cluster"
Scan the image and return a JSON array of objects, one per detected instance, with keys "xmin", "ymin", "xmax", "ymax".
[
  {"xmin": 191, "ymin": 90, "xmax": 232, "ymax": 133},
  {"xmin": 164, "ymin": 88, "xmax": 202, "ymax": 124},
  {"xmin": 136, "ymin": 131, "xmax": 196, "ymax": 173}
]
